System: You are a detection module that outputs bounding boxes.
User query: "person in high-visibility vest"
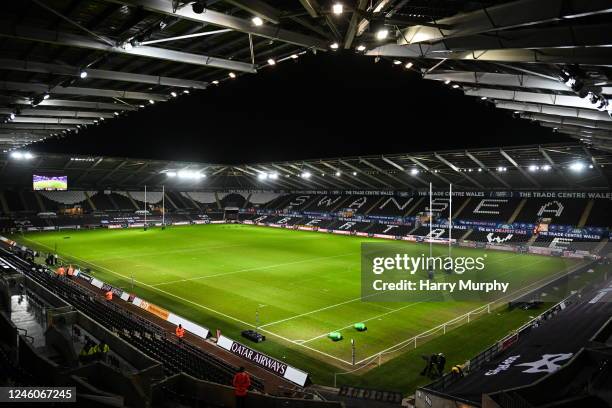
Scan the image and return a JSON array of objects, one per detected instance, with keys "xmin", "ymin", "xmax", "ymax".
[
  {"xmin": 56, "ymin": 266, "xmax": 65, "ymax": 278},
  {"xmin": 175, "ymin": 324, "xmax": 185, "ymax": 342},
  {"xmin": 99, "ymin": 341, "xmax": 110, "ymax": 362},
  {"xmin": 104, "ymin": 290, "xmax": 113, "ymax": 301},
  {"xmin": 233, "ymin": 367, "xmax": 251, "ymax": 408}
]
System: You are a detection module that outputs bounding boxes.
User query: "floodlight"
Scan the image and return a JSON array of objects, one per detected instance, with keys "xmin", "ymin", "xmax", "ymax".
[
  {"xmin": 569, "ymin": 162, "xmax": 585, "ymax": 172},
  {"xmin": 149, "ymin": 100, "xmax": 155, "ymax": 104},
  {"xmin": 252, "ymin": 16, "xmax": 264, "ymax": 26},
  {"xmin": 356, "ymin": 45, "xmax": 366, "ymax": 52},
  {"xmin": 267, "ymin": 59, "xmax": 276, "ymax": 65},
  {"xmin": 212, "ymin": 80, "xmax": 219, "ymax": 85},
  {"xmin": 79, "ymin": 70, "xmax": 88, "ymax": 79},
  {"xmin": 229, "ymin": 72, "xmax": 236, "ymax": 79},
  {"xmin": 301, "ymin": 172, "xmax": 311, "ymax": 179},
  {"xmin": 352, "ymin": 171, "xmax": 357, "ymax": 176},
  {"xmin": 332, "ymin": 3, "xmax": 343, "ymax": 15},
  {"xmin": 257, "ymin": 173, "xmax": 268, "ymax": 180},
  {"xmin": 171, "ymin": 91, "xmax": 177, "ymax": 97},
  {"xmin": 183, "ymin": 90, "xmax": 190, "ymax": 94},
  {"xmin": 10, "ymin": 152, "xmax": 23, "ymax": 159},
  {"xmin": 542, "ymin": 164, "xmax": 551, "ymax": 171},
  {"xmin": 330, "ymin": 42, "xmax": 339, "ymax": 49},
  {"xmin": 335, "ymin": 171, "xmax": 341, "ymax": 176},
  {"xmin": 166, "ymin": 172, "xmax": 177, "ymax": 177},
  {"xmin": 452, "ymin": 84, "xmax": 460, "ymax": 89},
  {"xmin": 376, "ymin": 28, "xmax": 389, "ymax": 40},
  {"xmin": 410, "ymin": 168, "xmax": 419, "ymax": 175},
  {"xmin": 9, "ymin": 113, "xmax": 15, "ymax": 120},
  {"xmin": 393, "ymin": 60, "xmax": 402, "ymax": 65},
  {"xmin": 444, "ymin": 80, "xmax": 451, "ymax": 85},
  {"xmin": 269, "ymin": 173, "xmax": 278, "ymax": 180},
  {"xmin": 290, "ymin": 54, "xmax": 299, "ymax": 59},
  {"xmin": 481, "ymin": 96, "xmax": 487, "ymax": 100},
  {"xmin": 114, "ymin": 112, "xmax": 119, "ymax": 116},
  {"xmin": 405, "ymin": 62, "xmax": 413, "ymax": 69}
]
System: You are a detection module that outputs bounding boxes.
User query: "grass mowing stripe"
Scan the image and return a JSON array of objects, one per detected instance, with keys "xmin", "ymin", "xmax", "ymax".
[
  {"xmin": 152, "ymin": 252, "xmax": 358, "ymax": 286},
  {"xmin": 18, "ymin": 235, "xmax": 356, "ymax": 366},
  {"xmin": 14, "ymin": 226, "xmax": 576, "ymax": 375}
]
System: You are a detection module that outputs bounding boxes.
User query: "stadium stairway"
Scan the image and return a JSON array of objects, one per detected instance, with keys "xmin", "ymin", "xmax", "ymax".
[
  {"xmin": 506, "ymin": 198, "xmax": 526, "ymax": 224},
  {"xmin": 578, "ymin": 199, "xmax": 594, "ymax": 228},
  {"xmin": 33, "ymin": 192, "xmax": 46, "ymax": 213},
  {"xmin": 123, "ymin": 192, "xmax": 140, "ymax": 211},
  {"xmin": 452, "ymin": 197, "xmax": 472, "ymax": 218},
  {"xmin": 163, "ymin": 192, "xmax": 179, "ymax": 211},
  {"xmin": 84, "ymin": 191, "xmax": 97, "ymax": 211}
]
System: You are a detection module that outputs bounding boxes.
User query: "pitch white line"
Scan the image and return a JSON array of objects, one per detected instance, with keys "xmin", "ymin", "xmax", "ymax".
[
  {"xmin": 20, "ymin": 237, "xmax": 354, "ymax": 366},
  {"xmin": 88, "ymin": 243, "xmax": 250, "ymax": 262},
  {"xmin": 301, "ymin": 301, "xmax": 424, "ymax": 344},
  {"xmin": 259, "ymin": 291, "xmax": 385, "ymax": 328},
  {"xmin": 151, "ymin": 252, "xmax": 358, "ymax": 286},
  {"xmin": 261, "ymin": 252, "xmax": 522, "ymax": 329}
]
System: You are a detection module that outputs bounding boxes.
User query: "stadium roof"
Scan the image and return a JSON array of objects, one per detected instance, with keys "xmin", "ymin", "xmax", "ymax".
[
  {"xmin": 1, "ymin": 1, "xmax": 611, "ymax": 153},
  {"xmin": 2, "ymin": 143, "xmax": 611, "ymax": 191}
]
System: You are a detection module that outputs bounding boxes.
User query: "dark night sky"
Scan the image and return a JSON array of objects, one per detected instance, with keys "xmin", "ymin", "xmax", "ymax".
[{"xmin": 34, "ymin": 53, "xmax": 568, "ymax": 164}]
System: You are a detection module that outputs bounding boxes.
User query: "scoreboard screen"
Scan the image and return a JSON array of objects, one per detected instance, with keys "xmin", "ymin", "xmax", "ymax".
[{"xmin": 33, "ymin": 175, "xmax": 68, "ymax": 191}]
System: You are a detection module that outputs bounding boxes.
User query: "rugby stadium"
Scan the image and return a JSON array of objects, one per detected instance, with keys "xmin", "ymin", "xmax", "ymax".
[{"xmin": 0, "ymin": 1, "xmax": 611, "ymax": 408}]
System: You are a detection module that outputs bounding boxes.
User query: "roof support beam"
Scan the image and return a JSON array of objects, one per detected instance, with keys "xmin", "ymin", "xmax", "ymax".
[
  {"xmin": 10, "ymin": 117, "xmax": 95, "ymax": 125},
  {"xmin": 339, "ymin": 159, "xmax": 392, "ymax": 189},
  {"xmin": 0, "ymin": 124, "xmax": 76, "ymax": 131},
  {"xmin": 539, "ymin": 147, "xmax": 574, "ymax": 188},
  {"xmin": 424, "ymin": 71, "xmax": 573, "ymax": 93},
  {"xmin": 103, "ymin": 0, "xmax": 329, "ymax": 50},
  {"xmin": 0, "ymin": 23, "xmax": 257, "ymax": 73},
  {"xmin": 367, "ymin": 43, "xmax": 612, "ymax": 65},
  {"xmin": 494, "ymin": 101, "xmax": 612, "ymax": 122},
  {"xmin": 434, "ymin": 153, "xmax": 483, "ymax": 188},
  {"xmin": 298, "ymin": 0, "xmax": 320, "ymax": 18},
  {"xmin": 398, "ymin": 0, "xmax": 612, "ymax": 45},
  {"xmin": 464, "ymin": 151, "xmax": 511, "ymax": 188},
  {"xmin": 499, "ymin": 149, "xmax": 540, "ymax": 187},
  {"xmin": 437, "ymin": 23, "xmax": 612, "ymax": 52},
  {"xmin": 0, "ymin": 97, "xmax": 137, "ymax": 111},
  {"xmin": 541, "ymin": 123, "xmax": 612, "ymax": 139},
  {"xmin": 223, "ymin": 0, "xmax": 281, "ymax": 24},
  {"xmin": 343, "ymin": 0, "xmax": 368, "ymax": 49},
  {"xmin": 464, "ymin": 89, "xmax": 600, "ymax": 110},
  {"xmin": 0, "ymin": 81, "xmax": 168, "ymax": 101},
  {"xmin": 520, "ymin": 113, "xmax": 612, "ymax": 131},
  {"xmin": 301, "ymin": 163, "xmax": 361, "ymax": 190},
  {"xmin": 0, "ymin": 108, "xmax": 115, "ymax": 119},
  {"xmin": 406, "ymin": 156, "xmax": 451, "ymax": 186},
  {"xmin": 360, "ymin": 158, "xmax": 416, "ymax": 189},
  {"xmin": 0, "ymin": 59, "xmax": 208, "ymax": 90},
  {"xmin": 320, "ymin": 161, "xmax": 375, "ymax": 189}
]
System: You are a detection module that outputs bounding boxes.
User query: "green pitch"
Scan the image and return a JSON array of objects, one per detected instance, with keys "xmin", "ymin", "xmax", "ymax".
[{"xmin": 12, "ymin": 225, "xmax": 577, "ymax": 385}]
